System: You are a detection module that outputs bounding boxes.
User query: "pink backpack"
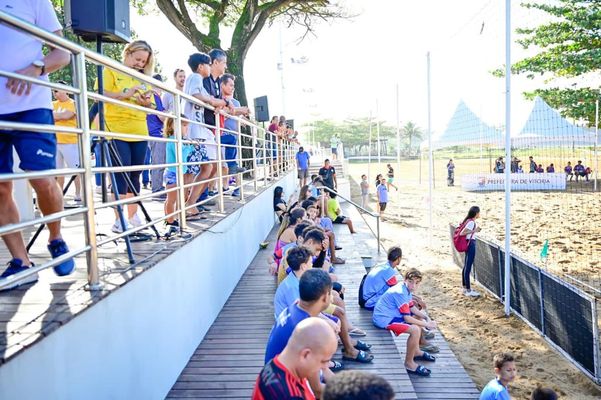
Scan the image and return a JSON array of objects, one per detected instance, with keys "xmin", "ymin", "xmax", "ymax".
[{"xmin": 453, "ymin": 219, "xmax": 473, "ymax": 252}]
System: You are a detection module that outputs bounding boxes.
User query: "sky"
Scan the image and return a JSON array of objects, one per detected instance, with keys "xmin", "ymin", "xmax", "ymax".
[{"xmin": 130, "ymin": 0, "xmax": 560, "ymax": 139}]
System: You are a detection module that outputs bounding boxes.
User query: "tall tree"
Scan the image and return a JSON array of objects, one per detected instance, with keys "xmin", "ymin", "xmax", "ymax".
[
  {"xmin": 136, "ymin": 0, "xmax": 347, "ymax": 106},
  {"xmin": 402, "ymin": 121, "xmax": 423, "ymax": 156},
  {"xmin": 497, "ymin": 0, "xmax": 601, "ymax": 125}
]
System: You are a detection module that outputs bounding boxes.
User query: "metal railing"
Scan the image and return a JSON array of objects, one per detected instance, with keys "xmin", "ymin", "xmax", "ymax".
[
  {"xmin": 0, "ymin": 11, "xmax": 298, "ymax": 290},
  {"xmin": 316, "ymin": 186, "xmax": 383, "ymax": 254}
]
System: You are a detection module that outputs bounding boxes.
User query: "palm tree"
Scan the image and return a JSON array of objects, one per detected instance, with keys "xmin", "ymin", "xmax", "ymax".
[{"xmin": 402, "ymin": 121, "xmax": 423, "ymax": 156}]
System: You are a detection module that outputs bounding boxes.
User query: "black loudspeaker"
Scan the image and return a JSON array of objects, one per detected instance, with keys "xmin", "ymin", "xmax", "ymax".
[
  {"xmin": 286, "ymin": 119, "xmax": 294, "ymax": 130},
  {"xmin": 65, "ymin": 0, "xmax": 130, "ymax": 43},
  {"xmin": 253, "ymin": 96, "xmax": 270, "ymax": 122}
]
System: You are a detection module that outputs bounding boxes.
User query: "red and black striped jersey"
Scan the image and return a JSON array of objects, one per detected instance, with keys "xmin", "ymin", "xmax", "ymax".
[{"xmin": 252, "ymin": 355, "xmax": 315, "ymax": 400}]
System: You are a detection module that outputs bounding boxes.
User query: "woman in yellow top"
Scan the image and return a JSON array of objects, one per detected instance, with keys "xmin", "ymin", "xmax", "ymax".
[{"xmin": 100, "ymin": 40, "xmax": 155, "ymax": 233}]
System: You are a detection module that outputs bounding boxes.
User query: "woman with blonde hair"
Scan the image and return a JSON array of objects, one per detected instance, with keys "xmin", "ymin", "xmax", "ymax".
[{"xmin": 99, "ymin": 40, "xmax": 156, "ymax": 233}]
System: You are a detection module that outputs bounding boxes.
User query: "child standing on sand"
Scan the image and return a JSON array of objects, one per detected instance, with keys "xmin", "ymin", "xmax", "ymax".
[
  {"xmin": 479, "ymin": 353, "xmax": 517, "ymax": 400},
  {"xmin": 360, "ymin": 174, "xmax": 369, "ymax": 209},
  {"xmin": 459, "ymin": 206, "xmax": 481, "ymax": 297},
  {"xmin": 376, "ymin": 177, "xmax": 388, "ymax": 216}
]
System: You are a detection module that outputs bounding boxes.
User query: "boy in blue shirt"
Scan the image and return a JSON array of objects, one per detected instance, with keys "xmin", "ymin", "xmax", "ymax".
[
  {"xmin": 362, "ymin": 247, "xmax": 401, "ymax": 310},
  {"xmin": 373, "ymin": 268, "xmax": 438, "ymax": 376},
  {"xmin": 274, "ymin": 247, "xmax": 313, "ymax": 319},
  {"xmin": 296, "ymin": 146, "xmax": 311, "ymax": 188},
  {"xmin": 479, "ymin": 352, "xmax": 516, "ymax": 400},
  {"xmin": 376, "ymin": 177, "xmax": 388, "ymax": 215}
]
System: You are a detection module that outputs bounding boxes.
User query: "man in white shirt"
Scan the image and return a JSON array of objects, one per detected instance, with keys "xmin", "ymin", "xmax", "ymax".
[{"xmin": 0, "ymin": 0, "xmax": 73, "ymax": 290}]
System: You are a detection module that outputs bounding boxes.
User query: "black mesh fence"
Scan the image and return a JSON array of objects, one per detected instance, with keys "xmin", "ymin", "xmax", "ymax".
[{"xmin": 450, "ymin": 225, "xmax": 599, "ymax": 381}]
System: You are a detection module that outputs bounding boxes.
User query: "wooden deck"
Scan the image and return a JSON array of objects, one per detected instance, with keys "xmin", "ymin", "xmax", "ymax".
[{"xmin": 0, "ymin": 177, "xmax": 278, "ymax": 365}]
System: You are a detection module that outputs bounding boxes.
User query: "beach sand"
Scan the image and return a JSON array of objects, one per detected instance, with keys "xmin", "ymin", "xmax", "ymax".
[{"xmin": 347, "ymin": 163, "xmax": 601, "ymax": 399}]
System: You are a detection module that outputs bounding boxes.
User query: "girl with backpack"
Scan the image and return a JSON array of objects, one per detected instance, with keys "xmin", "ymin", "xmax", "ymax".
[{"xmin": 459, "ymin": 206, "xmax": 481, "ymax": 297}]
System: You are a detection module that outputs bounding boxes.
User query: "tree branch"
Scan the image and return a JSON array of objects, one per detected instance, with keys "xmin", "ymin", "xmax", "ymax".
[{"xmin": 156, "ymin": 0, "xmax": 211, "ymax": 51}]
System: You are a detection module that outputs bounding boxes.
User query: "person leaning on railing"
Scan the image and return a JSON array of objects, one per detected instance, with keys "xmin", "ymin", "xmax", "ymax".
[
  {"xmin": 0, "ymin": 0, "xmax": 74, "ymax": 290},
  {"xmin": 96, "ymin": 40, "xmax": 156, "ymax": 233}
]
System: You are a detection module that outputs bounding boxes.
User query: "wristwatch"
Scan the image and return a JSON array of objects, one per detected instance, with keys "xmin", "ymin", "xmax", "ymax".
[{"xmin": 32, "ymin": 60, "xmax": 45, "ymax": 75}]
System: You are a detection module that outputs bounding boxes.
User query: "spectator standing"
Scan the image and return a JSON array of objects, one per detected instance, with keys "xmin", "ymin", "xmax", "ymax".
[
  {"xmin": 267, "ymin": 116, "xmax": 278, "ymax": 175},
  {"xmin": 146, "ymin": 73, "xmax": 166, "ymax": 200},
  {"xmin": 459, "ymin": 206, "xmax": 481, "ymax": 297},
  {"xmin": 360, "ymin": 174, "xmax": 369, "ymax": 208},
  {"xmin": 529, "ymin": 156, "xmax": 537, "ymax": 173},
  {"xmin": 161, "ymin": 68, "xmax": 186, "ymax": 114},
  {"xmin": 386, "ymin": 164, "xmax": 398, "ymax": 191},
  {"xmin": 564, "ymin": 161, "xmax": 574, "ymax": 181},
  {"xmin": 510, "ymin": 156, "xmax": 521, "ymax": 173},
  {"xmin": 0, "ymin": 0, "xmax": 74, "ymax": 288},
  {"xmin": 220, "ymin": 73, "xmax": 249, "ymax": 196},
  {"xmin": 479, "ymin": 353, "xmax": 517, "ymax": 400},
  {"xmin": 322, "ymin": 371, "xmax": 394, "ymax": 400},
  {"xmin": 376, "ymin": 177, "xmax": 388, "ymax": 216},
  {"xmin": 98, "ymin": 40, "xmax": 156, "ymax": 233},
  {"xmin": 318, "ymin": 159, "xmax": 337, "ymax": 191},
  {"xmin": 296, "ymin": 146, "xmax": 311, "ymax": 188},
  {"xmin": 52, "ymin": 81, "xmax": 82, "ymax": 202},
  {"xmin": 253, "ymin": 317, "xmax": 337, "ymax": 400},
  {"xmin": 330, "ymin": 134, "xmax": 339, "ymax": 160},
  {"xmin": 447, "ymin": 159, "xmax": 455, "ymax": 186},
  {"xmin": 182, "ymin": 52, "xmax": 227, "ymax": 212}
]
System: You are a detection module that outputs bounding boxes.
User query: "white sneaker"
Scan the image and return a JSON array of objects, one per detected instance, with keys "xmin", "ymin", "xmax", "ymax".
[
  {"xmin": 467, "ymin": 289, "xmax": 481, "ymax": 297},
  {"xmin": 111, "ymin": 219, "xmax": 133, "ymax": 233},
  {"xmin": 95, "ymin": 186, "xmax": 103, "ymax": 194},
  {"xmin": 129, "ymin": 214, "xmax": 143, "ymax": 228}
]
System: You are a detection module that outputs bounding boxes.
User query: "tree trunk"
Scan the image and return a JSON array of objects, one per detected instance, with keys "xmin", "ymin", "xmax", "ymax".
[{"xmin": 226, "ymin": 48, "xmax": 248, "ymax": 107}]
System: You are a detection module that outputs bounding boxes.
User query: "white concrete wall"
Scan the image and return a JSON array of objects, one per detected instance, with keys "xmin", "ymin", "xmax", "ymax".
[{"xmin": 0, "ymin": 172, "xmax": 296, "ymax": 400}]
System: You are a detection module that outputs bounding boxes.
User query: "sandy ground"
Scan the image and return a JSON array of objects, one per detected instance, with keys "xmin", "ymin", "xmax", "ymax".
[{"xmin": 347, "ymin": 163, "xmax": 601, "ymax": 399}]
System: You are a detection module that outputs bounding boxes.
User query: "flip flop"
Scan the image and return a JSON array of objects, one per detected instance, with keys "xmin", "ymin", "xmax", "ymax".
[
  {"xmin": 420, "ymin": 344, "xmax": 440, "ymax": 353},
  {"xmin": 406, "ymin": 365, "xmax": 431, "ymax": 376},
  {"xmin": 342, "ymin": 350, "xmax": 373, "ymax": 363},
  {"xmin": 329, "ymin": 360, "xmax": 344, "ymax": 372},
  {"xmin": 354, "ymin": 340, "xmax": 371, "ymax": 351},
  {"xmin": 348, "ymin": 327, "xmax": 367, "ymax": 337},
  {"xmin": 186, "ymin": 213, "xmax": 206, "ymax": 221},
  {"xmin": 414, "ymin": 351, "xmax": 436, "ymax": 362}
]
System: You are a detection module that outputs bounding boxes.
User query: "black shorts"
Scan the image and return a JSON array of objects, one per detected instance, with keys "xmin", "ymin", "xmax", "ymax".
[
  {"xmin": 331, "ymin": 148, "xmax": 338, "ymax": 155},
  {"xmin": 379, "ymin": 202, "xmax": 387, "ymax": 211},
  {"xmin": 333, "ymin": 216, "xmax": 347, "ymax": 224}
]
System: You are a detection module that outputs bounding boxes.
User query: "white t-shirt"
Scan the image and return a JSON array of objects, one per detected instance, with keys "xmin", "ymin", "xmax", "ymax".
[
  {"xmin": 0, "ymin": 0, "xmax": 62, "ymax": 114},
  {"xmin": 182, "ymin": 73, "xmax": 214, "ymax": 142},
  {"xmin": 464, "ymin": 220, "xmax": 477, "ymax": 240}
]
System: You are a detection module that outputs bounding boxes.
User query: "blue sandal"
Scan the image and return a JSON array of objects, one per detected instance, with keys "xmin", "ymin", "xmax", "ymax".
[
  {"xmin": 354, "ymin": 340, "xmax": 372, "ymax": 351},
  {"xmin": 406, "ymin": 365, "xmax": 431, "ymax": 376},
  {"xmin": 342, "ymin": 350, "xmax": 374, "ymax": 363},
  {"xmin": 330, "ymin": 360, "xmax": 344, "ymax": 372},
  {"xmin": 414, "ymin": 351, "xmax": 436, "ymax": 362}
]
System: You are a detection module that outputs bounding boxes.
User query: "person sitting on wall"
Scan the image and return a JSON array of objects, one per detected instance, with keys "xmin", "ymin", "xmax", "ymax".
[
  {"xmin": 326, "ymin": 191, "xmax": 356, "ymax": 234},
  {"xmin": 564, "ymin": 161, "xmax": 574, "ymax": 181},
  {"xmin": 546, "ymin": 163, "xmax": 555, "ymax": 173},
  {"xmin": 536, "ymin": 164, "xmax": 544, "ymax": 173},
  {"xmin": 574, "ymin": 160, "xmax": 589, "ymax": 182}
]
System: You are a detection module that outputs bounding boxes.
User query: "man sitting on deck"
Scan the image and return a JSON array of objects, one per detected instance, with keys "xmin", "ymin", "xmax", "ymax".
[
  {"xmin": 361, "ymin": 247, "xmax": 402, "ymax": 310},
  {"xmin": 373, "ymin": 268, "xmax": 438, "ymax": 377},
  {"xmin": 253, "ymin": 318, "xmax": 338, "ymax": 400},
  {"xmin": 326, "ymin": 191, "xmax": 356, "ymax": 234}
]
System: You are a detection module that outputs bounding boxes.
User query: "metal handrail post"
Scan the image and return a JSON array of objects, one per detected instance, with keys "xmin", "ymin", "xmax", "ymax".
[
  {"xmin": 174, "ymin": 94, "xmax": 187, "ymax": 231},
  {"xmin": 74, "ymin": 53, "xmax": 101, "ymax": 290},
  {"xmin": 376, "ymin": 216, "xmax": 381, "ymax": 254},
  {"xmin": 252, "ymin": 126, "xmax": 258, "ymax": 192},
  {"xmin": 263, "ymin": 131, "xmax": 268, "ymax": 184},
  {"xmin": 237, "ymin": 123, "xmax": 244, "ymax": 201},
  {"xmin": 216, "ymin": 114, "xmax": 225, "ymax": 213}
]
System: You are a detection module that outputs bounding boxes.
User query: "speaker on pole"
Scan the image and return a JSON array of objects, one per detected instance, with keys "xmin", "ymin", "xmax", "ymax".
[
  {"xmin": 253, "ymin": 96, "xmax": 270, "ymax": 123},
  {"xmin": 64, "ymin": 0, "xmax": 131, "ymax": 43}
]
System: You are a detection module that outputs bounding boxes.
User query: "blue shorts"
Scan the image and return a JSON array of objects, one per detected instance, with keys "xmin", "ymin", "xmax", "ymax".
[
  {"xmin": 164, "ymin": 170, "xmax": 177, "ymax": 186},
  {"xmin": 0, "ymin": 108, "xmax": 57, "ymax": 173},
  {"xmin": 221, "ymin": 133, "xmax": 238, "ymax": 168},
  {"xmin": 186, "ymin": 143, "xmax": 209, "ymax": 175}
]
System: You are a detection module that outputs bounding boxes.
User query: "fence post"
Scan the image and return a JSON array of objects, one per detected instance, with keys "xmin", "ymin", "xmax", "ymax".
[
  {"xmin": 592, "ymin": 299, "xmax": 601, "ymax": 383},
  {"xmin": 237, "ymin": 122, "xmax": 244, "ymax": 201},
  {"xmin": 538, "ymin": 267, "xmax": 545, "ymax": 335},
  {"xmin": 216, "ymin": 112, "xmax": 225, "ymax": 213},
  {"xmin": 73, "ymin": 52, "xmax": 101, "ymax": 291},
  {"xmin": 174, "ymin": 93, "xmax": 187, "ymax": 232},
  {"xmin": 252, "ymin": 125, "xmax": 258, "ymax": 192}
]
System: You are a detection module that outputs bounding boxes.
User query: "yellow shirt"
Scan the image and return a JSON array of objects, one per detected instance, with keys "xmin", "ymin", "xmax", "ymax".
[
  {"xmin": 52, "ymin": 99, "xmax": 78, "ymax": 144},
  {"xmin": 327, "ymin": 198, "xmax": 339, "ymax": 221},
  {"xmin": 96, "ymin": 69, "xmax": 152, "ymax": 142}
]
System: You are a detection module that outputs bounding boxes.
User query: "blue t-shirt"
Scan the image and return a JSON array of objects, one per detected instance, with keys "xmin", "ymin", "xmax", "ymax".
[
  {"xmin": 363, "ymin": 262, "xmax": 399, "ymax": 309},
  {"xmin": 296, "ymin": 151, "xmax": 310, "ymax": 170},
  {"xmin": 146, "ymin": 93, "xmax": 165, "ymax": 137},
  {"xmin": 377, "ymin": 183, "xmax": 388, "ymax": 203},
  {"xmin": 372, "ymin": 282, "xmax": 413, "ymax": 328},
  {"xmin": 273, "ymin": 272, "xmax": 300, "ymax": 319},
  {"xmin": 224, "ymin": 98, "xmax": 241, "ymax": 133},
  {"xmin": 264, "ymin": 303, "xmax": 311, "ymax": 364},
  {"xmin": 479, "ymin": 379, "xmax": 510, "ymax": 400},
  {"xmin": 165, "ymin": 141, "xmax": 194, "ymax": 173}
]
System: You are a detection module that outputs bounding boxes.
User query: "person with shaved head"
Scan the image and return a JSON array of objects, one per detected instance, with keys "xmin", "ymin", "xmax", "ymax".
[{"xmin": 252, "ymin": 317, "xmax": 338, "ymax": 400}]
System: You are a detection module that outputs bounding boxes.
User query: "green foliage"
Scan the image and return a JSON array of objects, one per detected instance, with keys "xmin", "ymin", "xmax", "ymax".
[{"xmin": 498, "ymin": 0, "xmax": 601, "ymax": 125}]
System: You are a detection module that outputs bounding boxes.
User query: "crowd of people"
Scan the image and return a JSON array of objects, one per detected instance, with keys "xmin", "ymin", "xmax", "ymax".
[
  {"xmin": 492, "ymin": 156, "xmax": 592, "ymax": 181},
  {"xmin": 0, "ymin": 0, "xmax": 297, "ymax": 290}
]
